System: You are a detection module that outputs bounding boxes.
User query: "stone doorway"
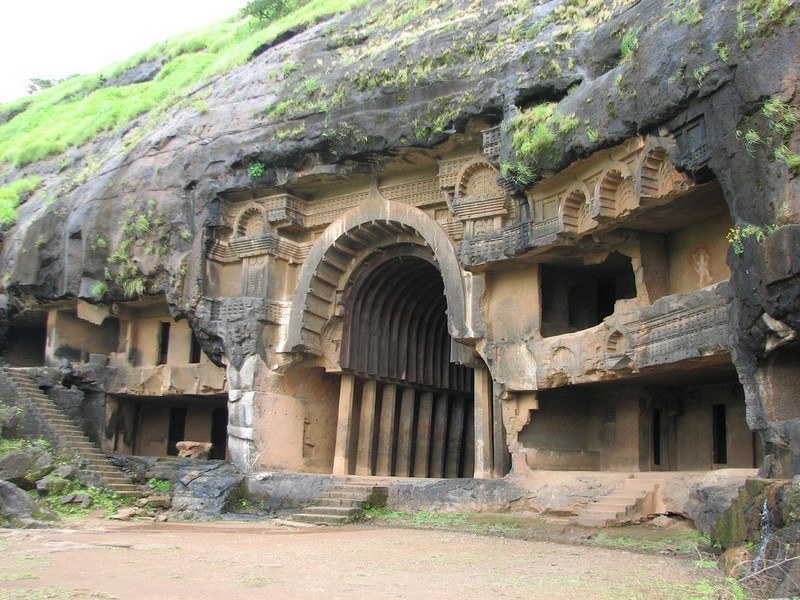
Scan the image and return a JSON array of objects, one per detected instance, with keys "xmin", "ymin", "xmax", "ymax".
[{"xmin": 331, "ymin": 245, "xmax": 477, "ymax": 478}]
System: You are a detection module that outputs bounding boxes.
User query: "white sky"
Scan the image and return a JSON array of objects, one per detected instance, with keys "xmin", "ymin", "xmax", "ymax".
[{"xmin": 0, "ymin": 1, "xmax": 244, "ymax": 103}]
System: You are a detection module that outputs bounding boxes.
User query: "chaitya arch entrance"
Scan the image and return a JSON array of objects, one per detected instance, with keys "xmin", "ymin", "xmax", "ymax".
[{"xmin": 332, "ymin": 245, "xmax": 476, "ymax": 478}]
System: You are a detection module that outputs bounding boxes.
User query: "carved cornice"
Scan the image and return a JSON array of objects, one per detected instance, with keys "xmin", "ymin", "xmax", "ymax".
[{"xmin": 459, "ymin": 130, "xmax": 698, "ymax": 267}]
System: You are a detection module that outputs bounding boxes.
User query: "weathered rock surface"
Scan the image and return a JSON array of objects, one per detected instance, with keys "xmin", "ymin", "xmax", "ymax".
[
  {"xmin": 243, "ymin": 472, "xmax": 337, "ymax": 512},
  {"xmin": 0, "ymin": 479, "xmax": 51, "ymax": 527},
  {"xmin": 712, "ymin": 478, "xmax": 800, "ymax": 597},
  {"xmin": 388, "ymin": 476, "xmax": 533, "ymax": 514},
  {"xmin": 59, "ymin": 492, "xmax": 92, "ymax": 507},
  {"xmin": 170, "ymin": 461, "xmax": 244, "ymax": 519},
  {"xmin": 35, "ymin": 474, "xmax": 70, "ymax": 495},
  {"xmin": 0, "ymin": 444, "xmax": 54, "ymax": 490},
  {"xmin": 658, "ymin": 470, "xmax": 755, "ymax": 534}
]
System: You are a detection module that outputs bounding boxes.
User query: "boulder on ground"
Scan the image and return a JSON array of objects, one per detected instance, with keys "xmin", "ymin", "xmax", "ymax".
[
  {"xmin": 59, "ymin": 492, "xmax": 92, "ymax": 507},
  {"xmin": 171, "ymin": 461, "xmax": 243, "ymax": 519},
  {"xmin": 0, "ymin": 443, "xmax": 55, "ymax": 489},
  {"xmin": 0, "ymin": 479, "xmax": 52, "ymax": 527},
  {"xmin": 36, "ymin": 474, "xmax": 70, "ymax": 495}
]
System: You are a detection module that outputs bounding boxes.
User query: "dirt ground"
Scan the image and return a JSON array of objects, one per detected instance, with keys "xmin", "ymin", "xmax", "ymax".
[{"xmin": 0, "ymin": 518, "xmax": 726, "ymax": 599}]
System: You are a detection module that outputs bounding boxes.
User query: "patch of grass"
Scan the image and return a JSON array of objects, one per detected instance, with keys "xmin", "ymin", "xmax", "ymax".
[
  {"xmin": 501, "ymin": 102, "xmax": 579, "ymax": 186},
  {"xmin": 275, "ymin": 122, "xmax": 306, "ymax": 141},
  {"xmin": 670, "ymin": 0, "xmax": 703, "ymax": 25},
  {"xmin": 713, "ymin": 41, "xmax": 730, "ymax": 62},
  {"xmin": 0, "ymin": 573, "xmax": 38, "ymax": 581},
  {"xmin": 0, "ymin": 177, "xmax": 41, "ymax": 227},
  {"xmin": 0, "ymin": 0, "xmax": 371, "ymax": 167},
  {"xmin": 90, "ymin": 282, "xmax": 107, "ymax": 300},
  {"xmin": 41, "ymin": 482, "xmax": 130, "ymax": 518},
  {"xmin": 147, "ymin": 477, "xmax": 171, "ymax": 492},
  {"xmin": 0, "ymin": 586, "xmax": 117, "ymax": 599},
  {"xmin": 363, "ymin": 506, "xmax": 409, "ymax": 520},
  {"xmin": 737, "ymin": 0, "xmax": 798, "ymax": 49},
  {"xmin": 0, "ymin": 438, "xmax": 47, "ymax": 458},
  {"xmin": 619, "ymin": 27, "xmax": 641, "ymax": 62}
]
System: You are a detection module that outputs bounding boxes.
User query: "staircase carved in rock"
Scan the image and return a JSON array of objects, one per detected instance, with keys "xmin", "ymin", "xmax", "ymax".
[
  {"xmin": 2, "ymin": 367, "xmax": 141, "ymax": 497},
  {"xmin": 291, "ymin": 479, "xmax": 389, "ymax": 525},
  {"xmin": 572, "ymin": 474, "xmax": 665, "ymax": 527}
]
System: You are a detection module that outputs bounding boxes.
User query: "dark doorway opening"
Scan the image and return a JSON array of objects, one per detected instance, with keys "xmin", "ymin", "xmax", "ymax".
[
  {"xmin": 167, "ymin": 407, "xmax": 187, "ymax": 456},
  {"xmin": 210, "ymin": 407, "xmax": 228, "ymax": 459},
  {"xmin": 541, "ymin": 252, "xmax": 637, "ymax": 337},
  {"xmin": 158, "ymin": 323, "xmax": 171, "ymax": 365},
  {"xmin": 712, "ymin": 403, "xmax": 727, "ymax": 464}
]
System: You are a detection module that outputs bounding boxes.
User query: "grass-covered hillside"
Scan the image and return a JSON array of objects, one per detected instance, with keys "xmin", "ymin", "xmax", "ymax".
[{"xmin": 0, "ymin": 0, "xmax": 368, "ymax": 225}]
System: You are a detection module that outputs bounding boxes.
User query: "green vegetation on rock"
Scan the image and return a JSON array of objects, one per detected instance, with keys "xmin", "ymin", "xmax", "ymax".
[
  {"xmin": 0, "ymin": 177, "xmax": 40, "ymax": 227},
  {"xmin": 501, "ymin": 102, "xmax": 579, "ymax": 186},
  {"xmin": 0, "ymin": 0, "xmax": 370, "ymax": 168}
]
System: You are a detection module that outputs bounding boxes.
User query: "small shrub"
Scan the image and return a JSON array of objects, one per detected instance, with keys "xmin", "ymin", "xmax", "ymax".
[
  {"xmin": 670, "ymin": 0, "xmax": 703, "ymax": 25},
  {"xmin": 726, "ymin": 223, "xmax": 784, "ymax": 255},
  {"xmin": 91, "ymin": 282, "xmax": 107, "ymax": 299},
  {"xmin": 713, "ymin": 41, "xmax": 730, "ymax": 62},
  {"xmin": 619, "ymin": 27, "xmax": 641, "ymax": 62},
  {"xmin": 502, "ymin": 102, "xmax": 579, "ymax": 186},
  {"xmin": 248, "ymin": 161, "xmax": 266, "ymax": 178}
]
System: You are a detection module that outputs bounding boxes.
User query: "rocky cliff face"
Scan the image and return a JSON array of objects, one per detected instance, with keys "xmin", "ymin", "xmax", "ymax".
[{"xmin": 0, "ymin": 0, "xmax": 798, "ymax": 473}]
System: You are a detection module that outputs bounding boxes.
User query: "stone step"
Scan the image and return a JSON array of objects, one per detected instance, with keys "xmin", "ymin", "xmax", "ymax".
[
  {"xmin": 587, "ymin": 503, "xmax": 633, "ymax": 513},
  {"xmin": 318, "ymin": 490, "xmax": 374, "ymax": 501},
  {"xmin": 292, "ymin": 513, "xmax": 350, "ymax": 525},
  {"xmin": 327, "ymin": 483, "xmax": 377, "ymax": 493},
  {"xmin": 310, "ymin": 497, "xmax": 370, "ymax": 508},
  {"xmin": 82, "ymin": 459, "xmax": 118, "ymax": 468},
  {"xmin": 574, "ymin": 515, "xmax": 615, "ymax": 527},
  {"xmin": 104, "ymin": 483, "xmax": 140, "ymax": 491},
  {"xmin": 89, "ymin": 467, "xmax": 125, "ymax": 477},
  {"xmin": 579, "ymin": 509, "xmax": 621, "ymax": 520},
  {"xmin": 302, "ymin": 506, "xmax": 361, "ymax": 517},
  {"xmin": 3, "ymin": 366, "xmax": 139, "ymax": 497},
  {"xmin": 602, "ymin": 494, "xmax": 646, "ymax": 504}
]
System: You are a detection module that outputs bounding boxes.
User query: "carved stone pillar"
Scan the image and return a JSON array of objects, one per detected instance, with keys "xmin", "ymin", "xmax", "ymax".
[
  {"xmin": 473, "ymin": 366, "xmax": 494, "ymax": 478},
  {"xmin": 413, "ymin": 391, "xmax": 434, "ymax": 477},
  {"xmin": 376, "ymin": 383, "xmax": 398, "ymax": 476},
  {"xmin": 355, "ymin": 379, "xmax": 378, "ymax": 476},
  {"xmin": 429, "ymin": 393, "xmax": 449, "ymax": 478},
  {"xmin": 444, "ymin": 397, "xmax": 465, "ymax": 478},
  {"xmin": 332, "ymin": 374, "xmax": 356, "ymax": 475},
  {"xmin": 395, "ymin": 387, "xmax": 416, "ymax": 476}
]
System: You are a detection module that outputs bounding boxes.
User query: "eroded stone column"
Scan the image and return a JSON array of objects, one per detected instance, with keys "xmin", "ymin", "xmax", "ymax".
[
  {"xmin": 395, "ymin": 387, "xmax": 416, "ymax": 476},
  {"xmin": 332, "ymin": 373, "xmax": 356, "ymax": 475},
  {"xmin": 376, "ymin": 383, "xmax": 398, "ymax": 476},
  {"xmin": 429, "ymin": 393, "xmax": 449, "ymax": 478},
  {"xmin": 413, "ymin": 391, "xmax": 434, "ymax": 477},
  {"xmin": 492, "ymin": 387, "xmax": 509, "ymax": 477},
  {"xmin": 225, "ymin": 354, "xmax": 261, "ymax": 473},
  {"xmin": 474, "ymin": 366, "xmax": 494, "ymax": 478},
  {"xmin": 444, "ymin": 397, "xmax": 465, "ymax": 478},
  {"xmin": 463, "ymin": 403, "xmax": 475, "ymax": 477},
  {"xmin": 355, "ymin": 379, "xmax": 378, "ymax": 476}
]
